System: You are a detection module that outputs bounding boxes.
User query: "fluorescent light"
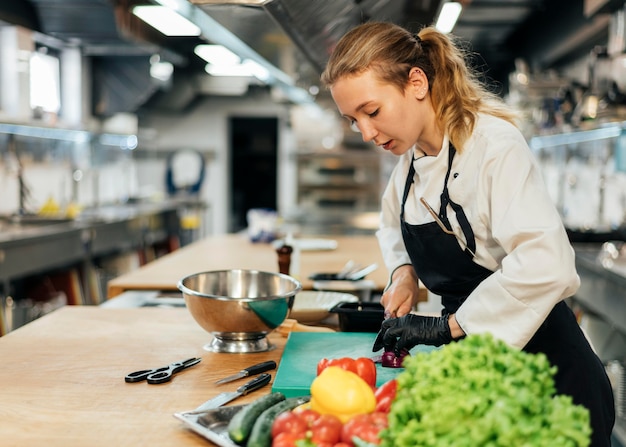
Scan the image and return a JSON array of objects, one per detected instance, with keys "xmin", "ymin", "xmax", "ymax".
[
  {"xmin": 204, "ymin": 60, "xmax": 270, "ymax": 82},
  {"xmin": 205, "ymin": 63, "xmax": 250, "ymax": 77},
  {"xmin": 436, "ymin": 2, "xmax": 462, "ymax": 34},
  {"xmin": 194, "ymin": 45, "xmax": 240, "ymax": 65},
  {"xmin": 197, "ymin": 45, "xmax": 271, "ymax": 83},
  {"xmin": 132, "ymin": 5, "xmax": 201, "ymax": 36},
  {"xmin": 241, "ymin": 60, "xmax": 270, "ymax": 82},
  {"xmin": 204, "ymin": 59, "xmax": 270, "ymax": 82}
]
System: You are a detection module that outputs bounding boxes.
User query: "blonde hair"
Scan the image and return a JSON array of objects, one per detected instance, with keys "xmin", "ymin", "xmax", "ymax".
[{"xmin": 321, "ymin": 22, "xmax": 519, "ymax": 152}]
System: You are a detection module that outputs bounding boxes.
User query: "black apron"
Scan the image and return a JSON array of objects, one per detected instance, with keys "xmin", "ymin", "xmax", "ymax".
[{"xmin": 400, "ymin": 145, "xmax": 615, "ymax": 446}]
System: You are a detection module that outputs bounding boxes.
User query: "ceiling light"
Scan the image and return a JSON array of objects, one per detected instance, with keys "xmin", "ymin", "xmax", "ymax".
[
  {"xmin": 151, "ymin": 61, "xmax": 174, "ymax": 82},
  {"xmin": 205, "ymin": 63, "xmax": 251, "ymax": 77},
  {"xmin": 435, "ymin": 2, "xmax": 462, "ymax": 34},
  {"xmin": 194, "ymin": 45, "xmax": 240, "ymax": 65},
  {"xmin": 204, "ymin": 59, "xmax": 270, "ymax": 82},
  {"xmin": 132, "ymin": 5, "xmax": 201, "ymax": 36},
  {"xmin": 241, "ymin": 60, "xmax": 270, "ymax": 82}
]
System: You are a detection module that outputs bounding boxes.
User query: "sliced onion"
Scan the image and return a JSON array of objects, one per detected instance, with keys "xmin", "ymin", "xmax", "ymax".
[{"xmin": 381, "ymin": 349, "xmax": 410, "ymax": 368}]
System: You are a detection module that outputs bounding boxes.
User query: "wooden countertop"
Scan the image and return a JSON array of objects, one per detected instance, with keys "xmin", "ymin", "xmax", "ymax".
[
  {"xmin": 107, "ymin": 234, "xmax": 426, "ymax": 301},
  {"xmin": 0, "ymin": 306, "xmax": 286, "ymax": 447}
]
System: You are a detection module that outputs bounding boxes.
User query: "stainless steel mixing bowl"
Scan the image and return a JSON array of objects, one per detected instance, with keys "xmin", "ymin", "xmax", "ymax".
[{"xmin": 178, "ymin": 269, "xmax": 302, "ymax": 353}]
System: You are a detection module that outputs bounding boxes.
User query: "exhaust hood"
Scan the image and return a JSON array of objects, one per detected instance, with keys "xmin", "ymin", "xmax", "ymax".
[{"xmin": 1, "ymin": 0, "xmax": 618, "ymax": 115}]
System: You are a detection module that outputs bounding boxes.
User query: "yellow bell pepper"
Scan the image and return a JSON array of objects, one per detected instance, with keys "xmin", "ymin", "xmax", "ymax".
[{"xmin": 310, "ymin": 366, "xmax": 376, "ymax": 423}]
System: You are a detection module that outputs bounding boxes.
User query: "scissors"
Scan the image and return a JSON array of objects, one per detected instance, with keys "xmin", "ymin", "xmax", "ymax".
[{"xmin": 125, "ymin": 357, "xmax": 202, "ymax": 384}]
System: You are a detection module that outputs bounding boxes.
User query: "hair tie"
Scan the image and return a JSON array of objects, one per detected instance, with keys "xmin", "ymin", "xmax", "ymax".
[{"xmin": 414, "ymin": 33, "xmax": 422, "ymax": 44}]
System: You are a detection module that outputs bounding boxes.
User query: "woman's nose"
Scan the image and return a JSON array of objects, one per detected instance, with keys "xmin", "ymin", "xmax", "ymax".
[{"xmin": 359, "ymin": 121, "xmax": 377, "ymax": 142}]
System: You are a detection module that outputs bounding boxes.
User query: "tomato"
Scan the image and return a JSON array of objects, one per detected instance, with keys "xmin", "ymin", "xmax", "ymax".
[
  {"xmin": 316, "ymin": 358, "xmax": 330, "ymax": 376},
  {"xmin": 353, "ymin": 358, "xmax": 377, "ymax": 388},
  {"xmin": 296, "ymin": 408, "xmax": 322, "ymax": 425},
  {"xmin": 316, "ymin": 357, "xmax": 377, "ymax": 387},
  {"xmin": 310, "ymin": 414, "xmax": 343, "ymax": 445},
  {"xmin": 272, "ymin": 432, "xmax": 303, "ymax": 447},
  {"xmin": 373, "ymin": 379, "xmax": 397, "ymax": 413},
  {"xmin": 340, "ymin": 412, "xmax": 388, "ymax": 446},
  {"xmin": 271, "ymin": 411, "xmax": 308, "ymax": 439},
  {"xmin": 374, "ymin": 395, "xmax": 393, "ymax": 414}
]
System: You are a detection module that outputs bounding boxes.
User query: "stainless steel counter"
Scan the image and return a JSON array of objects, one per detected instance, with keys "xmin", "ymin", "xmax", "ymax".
[
  {"xmin": 574, "ymin": 243, "xmax": 626, "ymax": 335},
  {"xmin": 572, "ymin": 243, "xmax": 626, "ymax": 446},
  {"xmin": 0, "ymin": 200, "xmax": 199, "ymax": 283}
]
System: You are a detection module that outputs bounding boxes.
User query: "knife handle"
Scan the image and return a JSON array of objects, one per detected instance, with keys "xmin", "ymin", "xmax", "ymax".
[
  {"xmin": 244, "ymin": 360, "xmax": 277, "ymax": 376},
  {"xmin": 237, "ymin": 373, "xmax": 271, "ymax": 394}
]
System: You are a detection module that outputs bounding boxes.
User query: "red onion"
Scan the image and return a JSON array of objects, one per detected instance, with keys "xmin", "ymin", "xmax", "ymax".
[{"xmin": 381, "ymin": 349, "xmax": 410, "ymax": 368}]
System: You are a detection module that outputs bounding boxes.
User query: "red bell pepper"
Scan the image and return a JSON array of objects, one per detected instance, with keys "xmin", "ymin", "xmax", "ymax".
[
  {"xmin": 373, "ymin": 379, "xmax": 397, "ymax": 413},
  {"xmin": 316, "ymin": 357, "xmax": 377, "ymax": 387},
  {"xmin": 340, "ymin": 412, "xmax": 388, "ymax": 446}
]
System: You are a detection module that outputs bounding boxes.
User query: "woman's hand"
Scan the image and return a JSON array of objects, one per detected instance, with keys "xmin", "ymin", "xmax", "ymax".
[
  {"xmin": 380, "ymin": 265, "xmax": 420, "ymax": 318},
  {"xmin": 373, "ymin": 313, "xmax": 452, "ymax": 352}
]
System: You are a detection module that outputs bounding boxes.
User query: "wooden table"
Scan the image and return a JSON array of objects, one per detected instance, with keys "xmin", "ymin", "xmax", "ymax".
[
  {"xmin": 0, "ymin": 306, "xmax": 286, "ymax": 447},
  {"xmin": 107, "ymin": 234, "xmax": 422, "ymax": 300}
]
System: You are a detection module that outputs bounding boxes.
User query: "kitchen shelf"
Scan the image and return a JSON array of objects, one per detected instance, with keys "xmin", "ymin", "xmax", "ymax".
[
  {"xmin": 529, "ymin": 121, "xmax": 626, "ymax": 233},
  {"xmin": 295, "ymin": 150, "xmax": 385, "ymax": 221},
  {"xmin": 0, "ymin": 122, "xmax": 136, "ymax": 148}
]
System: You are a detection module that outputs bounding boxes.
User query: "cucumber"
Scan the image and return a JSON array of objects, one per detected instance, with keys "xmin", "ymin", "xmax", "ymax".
[
  {"xmin": 246, "ymin": 396, "xmax": 311, "ymax": 447},
  {"xmin": 227, "ymin": 392, "xmax": 286, "ymax": 444}
]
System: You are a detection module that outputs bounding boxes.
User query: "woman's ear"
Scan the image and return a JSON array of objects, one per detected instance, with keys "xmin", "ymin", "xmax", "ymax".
[{"xmin": 408, "ymin": 67, "xmax": 428, "ymax": 99}]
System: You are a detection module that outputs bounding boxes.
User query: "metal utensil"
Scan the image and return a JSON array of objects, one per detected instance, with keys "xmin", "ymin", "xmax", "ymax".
[
  {"xmin": 215, "ymin": 360, "xmax": 277, "ymax": 384},
  {"xmin": 336, "ymin": 260, "xmax": 358, "ymax": 279},
  {"xmin": 188, "ymin": 373, "xmax": 272, "ymax": 414},
  {"xmin": 346, "ymin": 263, "xmax": 378, "ymax": 280},
  {"xmin": 124, "ymin": 357, "xmax": 202, "ymax": 384}
]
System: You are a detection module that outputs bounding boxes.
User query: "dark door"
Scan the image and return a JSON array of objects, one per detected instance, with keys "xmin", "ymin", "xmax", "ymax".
[{"xmin": 229, "ymin": 117, "xmax": 278, "ymax": 233}]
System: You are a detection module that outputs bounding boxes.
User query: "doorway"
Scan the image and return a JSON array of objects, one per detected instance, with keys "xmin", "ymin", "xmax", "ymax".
[{"xmin": 229, "ymin": 117, "xmax": 278, "ymax": 233}]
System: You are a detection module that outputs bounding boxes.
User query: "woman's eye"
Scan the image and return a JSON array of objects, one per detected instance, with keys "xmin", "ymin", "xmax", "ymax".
[
  {"xmin": 367, "ymin": 109, "xmax": 379, "ymax": 118},
  {"xmin": 349, "ymin": 120, "xmax": 361, "ymax": 133}
]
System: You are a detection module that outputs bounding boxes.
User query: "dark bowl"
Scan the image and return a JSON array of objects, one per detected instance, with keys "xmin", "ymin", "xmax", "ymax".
[{"xmin": 330, "ymin": 301, "xmax": 384, "ymax": 332}]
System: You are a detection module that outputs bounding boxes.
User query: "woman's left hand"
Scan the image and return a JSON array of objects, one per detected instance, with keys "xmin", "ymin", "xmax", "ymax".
[
  {"xmin": 381, "ymin": 265, "xmax": 419, "ymax": 318},
  {"xmin": 373, "ymin": 314, "xmax": 453, "ymax": 352}
]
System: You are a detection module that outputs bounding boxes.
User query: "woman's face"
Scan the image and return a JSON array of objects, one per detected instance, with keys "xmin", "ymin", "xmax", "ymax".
[{"xmin": 330, "ymin": 68, "xmax": 429, "ymax": 156}]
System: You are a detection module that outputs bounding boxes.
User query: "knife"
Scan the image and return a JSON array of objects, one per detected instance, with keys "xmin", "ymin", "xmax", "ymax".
[
  {"xmin": 215, "ymin": 360, "xmax": 277, "ymax": 384},
  {"xmin": 186, "ymin": 373, "xmax": 272, "ymax": 415}
]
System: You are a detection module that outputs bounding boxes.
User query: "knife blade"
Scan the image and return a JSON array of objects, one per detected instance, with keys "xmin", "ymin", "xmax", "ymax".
[
  {"xmin": 215, "ymin": 360, "xmax": 277, "ymax": 384},
  {"xmin": 187, "ymin": 373, "xmax": 272, "ymax": 415}
]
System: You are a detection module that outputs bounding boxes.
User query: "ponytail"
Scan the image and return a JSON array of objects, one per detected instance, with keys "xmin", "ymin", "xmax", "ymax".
[
  {"xmin": 322, "ymin": 22, "xmax": 519, "ymax": 152},
  {"xmin": 419, "ymin": 27, "xmax": 519, "ymax": 151}
]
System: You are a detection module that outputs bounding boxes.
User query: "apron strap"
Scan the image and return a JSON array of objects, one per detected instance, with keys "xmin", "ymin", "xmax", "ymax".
[
  {"xmin": 401, "ymin": 144, "xmax": 478, "ymax": 258},
  {"xmin": 439, "ymin": 145, "xmax": 478, "ymax": 257},
  {"xmin": 400, "ymin": 158, "xmax": 416, "ymax": 221}
]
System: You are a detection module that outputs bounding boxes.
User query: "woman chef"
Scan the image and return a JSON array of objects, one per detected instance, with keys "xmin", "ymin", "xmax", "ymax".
[{"xmin": 320, "ymin": 22, "xmax": 615, "ymax": 446}]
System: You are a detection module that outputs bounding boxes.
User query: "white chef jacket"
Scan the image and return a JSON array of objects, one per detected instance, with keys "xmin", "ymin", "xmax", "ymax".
[{"xmin": 376, "ymin": 113, "xmax": 580, "ymax": 349}]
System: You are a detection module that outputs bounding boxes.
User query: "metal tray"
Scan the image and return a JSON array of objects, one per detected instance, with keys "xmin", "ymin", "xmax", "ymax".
[{"xmin": 174, "ymin": 405, "xmax": 246, "ymax": 447}]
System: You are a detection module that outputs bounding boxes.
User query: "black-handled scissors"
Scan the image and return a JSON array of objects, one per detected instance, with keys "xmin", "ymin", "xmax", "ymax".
[{"xmin": 125, "ymin": 357, "xmax": 202, "ymax": 384}]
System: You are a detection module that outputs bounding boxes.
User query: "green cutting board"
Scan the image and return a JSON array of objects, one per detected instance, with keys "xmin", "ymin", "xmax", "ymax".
[{"xmin": 271, "ymin": 332, "xmax": 435, "ymax": 397}]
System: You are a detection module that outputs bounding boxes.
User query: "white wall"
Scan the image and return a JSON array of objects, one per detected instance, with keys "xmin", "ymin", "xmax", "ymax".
[{"xmin": 137, "ymin": 92, "xmax": 298, "ymax": 235}]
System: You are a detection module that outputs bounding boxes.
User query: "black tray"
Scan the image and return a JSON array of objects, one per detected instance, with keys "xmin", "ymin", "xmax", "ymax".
[{"xmin": 330, "ymin": 301, "xmax": 384, "ymax": 332}]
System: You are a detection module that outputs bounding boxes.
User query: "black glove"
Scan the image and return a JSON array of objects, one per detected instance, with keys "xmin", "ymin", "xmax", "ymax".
[{"xmin": 373, "ymin": 314, "xmax": 452, "ymax": 353}]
